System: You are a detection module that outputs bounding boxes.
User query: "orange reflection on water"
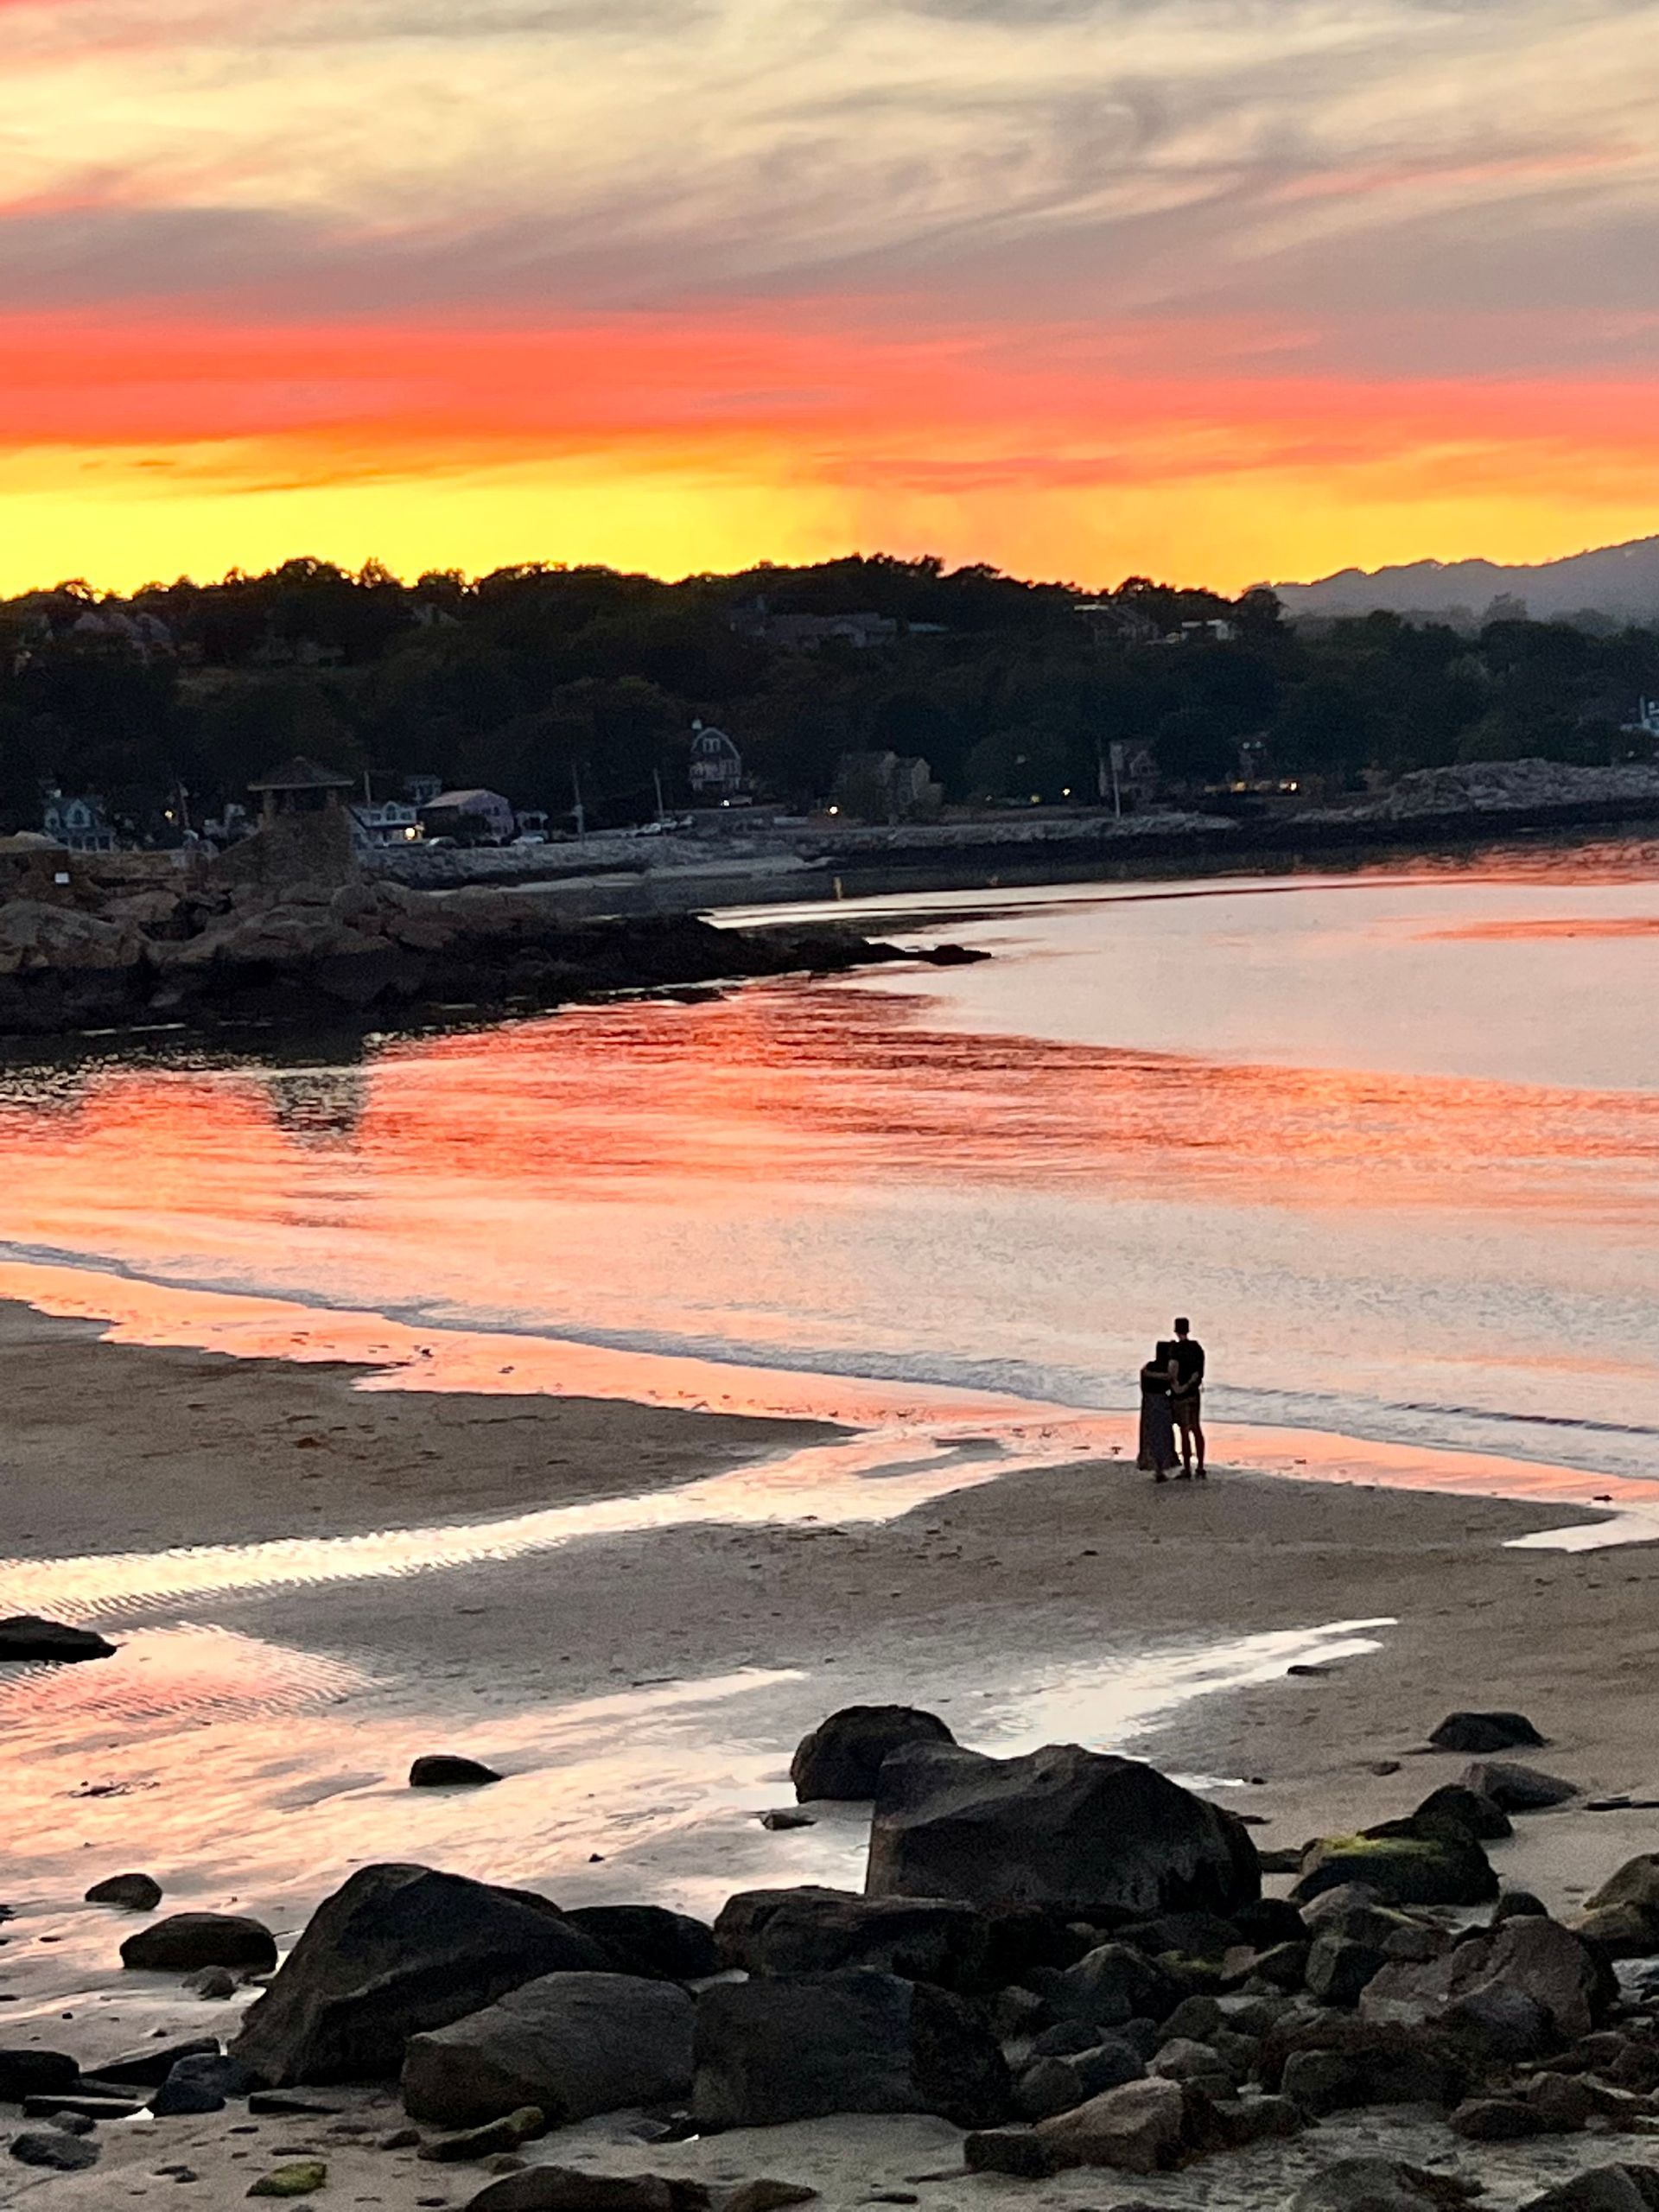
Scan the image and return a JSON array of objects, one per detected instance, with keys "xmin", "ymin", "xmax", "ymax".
[
  {"xmin": 1429, "ymin": 917, "xmax": 1659, "ymax": 941},
  {"xmin": 0, "ymin": 985, "xmax": 1655, "ymax": 1279}
]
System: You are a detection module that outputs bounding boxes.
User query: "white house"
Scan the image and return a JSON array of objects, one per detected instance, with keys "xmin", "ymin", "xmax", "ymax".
[
  {"xmin": 688, "ymin": 721, "xmax": 744, "ymax": 799},
  {"xmin": 41, "ymin": 790, "xmax": 116, "ymax": 853},
  {"xmin": 421, "ymin": 787, "xmax": 517, "ymax": 842}
]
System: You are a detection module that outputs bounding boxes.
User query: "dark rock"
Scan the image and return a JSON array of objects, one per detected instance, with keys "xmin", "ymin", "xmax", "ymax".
[
  {"xmin": 231, "ymin": 1863, "xmax": 613, "ymax": 2085},
  {"xmin": 1212, "ymin": 2093, "xmax": 1305, "ymax": 2146},
  {"xmin": 188, "ymin": 1964, "xmax": 238, "ymax": 1998},
  {"xmin": 1292, "ymin": 1824, "xmax": 1497, "ymax": 1909},
  {"xmin": 1524, "ymin": 2071, "xmax": 1602, "ymax": 2130},
  {"xmin": 759, "ymin": 1811, "xmax": 815, "ymax": 1831},
  {"xmin": 1462, "ymin": 1759, "xmax": 1580, "ymax": 1811},
  {"xmin": 86, "ymin": 1872, "xmax": 164, "ymax": 1911},
  {"xmin": 1158, "ymin": 1994, "xmax": 1223, "ymax": 2043},
  {"xmin": 1015, "ymin": 2041, "xmax": 1144, "ymax": 2119},
  {"xmin": 982, "ymin": 1904, "xmax": 1095, "ymax": 1984},
  {"xmin": 867, "ymin": 1743, "xmax": 1259, "ymax": 1919},
  {"xmin": 1040, "ymin": 1942, "xmax": 1180, "ymax": 2031},
  {"xmin": 150, "ymin": 2073, "xmax": 228, "ymax": 2117},
  {"xmin": 1148, "ymin": 2036, "xmax": 1234, "ymax": 2092},
  {"xmin": 53, "ymin": 2112, "xmax": 95, "ymax": 2135},
  {"xmin": 1266, "ymin": 2018, "xmax": 1467, "ymax": 2113},
  {"xmin": 691, "ymin": 1968, "xmax": 1011, "ymax": 2131},
  {"xmin": 8, "ymin": 2128, "xmax": 99, "ymax": 2170},
  {"xmin": 1574, "ymin": 1854, "xmax": 1659, "ymax": 1959},
  {"xmin": 0, "ymin": 1614, "xmax": 116, "ymax": 1662},
  {"xmin": 963, "ymin": 2127, "xmax": 1054, "ymax": 2178},
  {"xmin": 0, "ymin": 2049, "xmax": 79, "ymax": 2099},
  {"xmin": 1306, "ymin": 1934, "xmax": 1388, "ymax": 2007},
  {"xmin": 1361, "ymin": 1915, "xmax": 1613, "ymax": 2044},
  {"xmin": 1450, "ymin": 2095, "xmax": 1548, "ymax": 2139},
  {"xmin": 403, "ymin": 1972, "xmax": 694, "ymax": 2129},
  {"xmin": 1495, "ymin": 1890, "xmax": 1551, "ymax": 1923},
  {"xmin": 1230, "ymin": 1898, "xmax": 1309, "ymax": 1950},
  {"xmin": 409, "ymin": 1756, "xmax": 501, "ymax": 1789},
  {"xmin": 121, "ymin": 1913, "xmax": 276, "ymax": 1974},
  {"xmin": 417, "ymin": 2105, "xmax": 545, "ymax": 2160},
  {"xmin": 714, "ymin": 1888, "xmax": 988, "ymax": 1988},
  {"xmin": 1116, "ymin": 1910, "xmax": 1240, "ymax": 1962},
  {"xmin": 1028, "ymin": 2019, "xmax": 1100, "ymax": 2058},
  {"xmin": 1515, "ymin": 2171, "xmax": 1659, "ymax": 2212},
  {"xmin": 1253, "ymin": 1941, "xmax": 1313, "ymax": 1991},
  {"xmin": 150, "ymin": 2053, "xmax": 254, "ymax": 2116},
  {"xmin": 1291, "ymin": 2159, "xmax": 1482, "ymax": 2212},
  {"xmin": 467, "ymin": 2171, "xmax": 711, "ymax": 2212},
  {"xmin": 990, "ymin": 1986, "xmax": 1050, "ymax": 2037},
  {"xmin": 1413, "ymin": 1785, "xmax": 1512, "ymax": 1842},
  {"xmin": 1430, "ymin": 1710, "xmax": 1545, "ymax": 1753},
  {"xmin": 789, "ymin": 1707, "xmax": 955, "ymax": 1802},
  {"xmin": 1033, "ymin": 2074, "xmax": 1191, "ymax": 2172},
  {"xmin": 562, "ymin": 1906, "xmax": 719, "ymax": 1983},
  {"xmin": 93, "ymin": 2037, "xmax": 220, "ymax": 2088}
]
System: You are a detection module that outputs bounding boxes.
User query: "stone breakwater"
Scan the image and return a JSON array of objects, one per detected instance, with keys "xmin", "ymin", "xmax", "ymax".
[
  {"xmin": 10, "ymin": 1689, "xmax": 1659, "ymax": 2207},
  {"xmin": 0, "ymin": 876, "xmax": 979, "ymax": 1038}
]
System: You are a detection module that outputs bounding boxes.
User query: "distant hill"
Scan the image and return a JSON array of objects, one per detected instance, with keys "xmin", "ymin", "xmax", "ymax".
[{"xmin": 1271, "ymin": 535, "xmax": 1659, "ymax": 624}]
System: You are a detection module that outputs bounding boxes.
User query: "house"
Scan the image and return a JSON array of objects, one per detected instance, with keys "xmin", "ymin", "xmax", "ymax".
[
  {"xmin": 830, "ymin": 752, "xmax": 942, "ymax": 823},
  {"xmin": 1074, "ymin": 597, "xmax": 1162, "ymax": 646},
  {"xmin": 420, "ymin": 787, "xmax": 517, "ymax": 842},
  {"xmin": 1624, "ymin": 697, "xmax": 1659, "ymax": 741},
  {"xmin": 688, "ymin": 721, "xmax": 745, "ymax": 800},
  {"xmin": 351, "ymin": 798, "xmax": 423, "ymax": 848},
  {"xmin": 729, "ymin": 598, "xmax": 899, "ymax": 650},
  {"xmin": 349, "ymin": 772, "xmax": 445, "ymax": 847},
  {"xmin": 41, "ymin": 789, "xmax": 117, "ymax": 853},
  {"xmin": 249, "ymin": 756, "xmax": 355, "ymax": 823}
]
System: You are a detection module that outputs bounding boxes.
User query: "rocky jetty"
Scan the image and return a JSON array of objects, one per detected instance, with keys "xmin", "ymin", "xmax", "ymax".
[{"xmin": 0, "ymin": 872, "xmax": 981, "ymax": 1038}]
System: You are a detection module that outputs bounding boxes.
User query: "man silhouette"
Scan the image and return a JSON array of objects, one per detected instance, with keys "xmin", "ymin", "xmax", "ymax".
[{"xmin": 1170, "ymin": 1317, "xmax": 1205, "ymax": 1479}]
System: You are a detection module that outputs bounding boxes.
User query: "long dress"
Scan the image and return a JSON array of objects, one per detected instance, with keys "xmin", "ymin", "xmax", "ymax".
[{"xmin": 1137, "ymin": 1365, "xmax": 1179, "ymax": 1475}]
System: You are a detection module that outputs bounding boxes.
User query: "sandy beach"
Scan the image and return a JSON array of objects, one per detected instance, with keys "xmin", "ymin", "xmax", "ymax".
[{"xmin": 2, "ymin": 1288, "xmax": 1658, "ymax": 2206}]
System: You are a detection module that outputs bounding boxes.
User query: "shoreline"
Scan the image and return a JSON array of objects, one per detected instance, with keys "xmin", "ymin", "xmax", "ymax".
[{"xmin": 3, "ymin": 1293, "xmax": 1659, "ymax": 2204}]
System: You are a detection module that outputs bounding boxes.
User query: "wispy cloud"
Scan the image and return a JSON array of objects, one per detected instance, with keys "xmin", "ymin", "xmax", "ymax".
[{"xmin": 3, "ymin": 0, "xmax": 1659, "ymax": 587}]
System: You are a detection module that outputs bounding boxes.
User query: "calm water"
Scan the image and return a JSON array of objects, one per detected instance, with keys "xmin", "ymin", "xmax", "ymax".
[{"xmin": 2, "ymin": 847, "xmax": 1656, "ymax": 1483}]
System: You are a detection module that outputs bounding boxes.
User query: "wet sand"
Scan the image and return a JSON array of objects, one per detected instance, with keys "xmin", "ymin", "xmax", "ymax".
[{"xmin": 3, "ymin": 1294, "xmax": 1659, "ymax": 2206}]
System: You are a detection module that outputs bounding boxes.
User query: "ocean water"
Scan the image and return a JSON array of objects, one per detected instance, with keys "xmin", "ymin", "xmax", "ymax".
[{"xmin": 1, "ymin": 846, "xmax": 1656, "ymax": 1484}]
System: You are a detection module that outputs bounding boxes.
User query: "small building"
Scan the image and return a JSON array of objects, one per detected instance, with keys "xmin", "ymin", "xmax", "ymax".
[
  {"xmin": 1624, "ymin": 697, "xmax": 1659, "ymax": 741},
  {"xmin": 688, "ymin": 721, "xmax": 745, "ymax": 800},
  {"xmin": 830, "ymin": 752, "xmax": 942, "ymax": 823},
  {"xmin": 249, "ymin": 756, "xmax": 355, "ymax": 823},
  {"xmin": 420, "ymin": 787, "xmax": 517, "ymax": 843},
  {"xmin": 41, "ymin": 790, "xmax": 116, "ymax": 853}
]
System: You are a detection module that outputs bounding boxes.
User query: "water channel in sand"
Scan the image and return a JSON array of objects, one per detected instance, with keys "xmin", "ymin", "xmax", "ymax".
[{"xmin": 0, "ymin": 847, "xmax": 1653, "ymax": 2005}]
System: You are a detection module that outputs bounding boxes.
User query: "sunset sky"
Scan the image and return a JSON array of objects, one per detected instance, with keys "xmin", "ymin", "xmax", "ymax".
[{"xmin": 4, "ymin": 0, "xmax": 1659, "ymax": 596}]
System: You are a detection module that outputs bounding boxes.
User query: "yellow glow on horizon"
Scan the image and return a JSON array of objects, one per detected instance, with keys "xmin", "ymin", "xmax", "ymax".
[{"xmin": 8, "ymin": 439, "xmax": 1659, "ymax": 600}]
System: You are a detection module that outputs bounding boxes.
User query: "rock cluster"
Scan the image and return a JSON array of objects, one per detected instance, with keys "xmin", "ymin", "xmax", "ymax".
[
  {"xmin": 15, "ymin": 1708, "xmax": 1659, "ymax": 2207},
  {"xmin": 0, "ymin": 870, "xmax": 977, "ymax": 1036}
]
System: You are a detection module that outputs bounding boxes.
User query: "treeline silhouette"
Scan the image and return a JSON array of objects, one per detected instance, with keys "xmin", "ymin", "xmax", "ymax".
[{"xmin": 3, "ymin": 554, "xmax": 1656, "ymax": 840}]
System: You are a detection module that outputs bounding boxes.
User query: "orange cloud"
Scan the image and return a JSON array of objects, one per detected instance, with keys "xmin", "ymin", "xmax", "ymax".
[{"xmin": 5, "ymin": 299, "xmax": 1659, "ymax": 596}]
